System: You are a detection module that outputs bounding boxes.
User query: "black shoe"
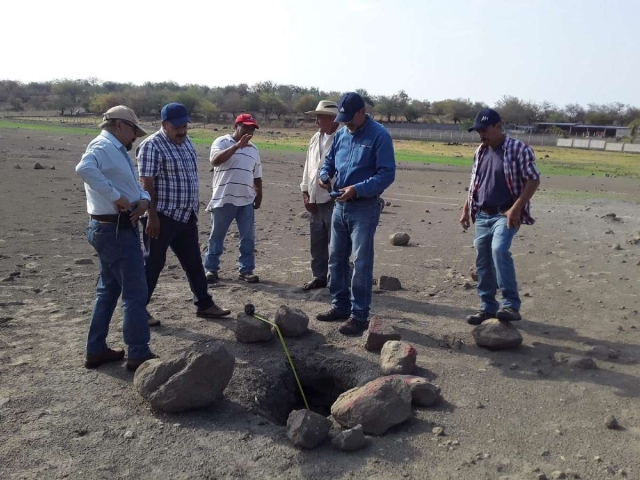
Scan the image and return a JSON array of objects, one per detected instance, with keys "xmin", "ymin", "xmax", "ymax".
[
  {"xmin": 85, "ymin": 348, "xmax": 125, "ymax": 369},
  {"xmin": 205, "ymin": 271, "xmax": 219, "ymax": 284},
  {"xmin": 466, "ymin": 310, "xmax": 496, "ymax": 325},
  {"xmin": 238, "ymin": 272, "xmax": 259, "ymax": 283},
  {"xmin": 496, "ymin": 307, "xmax": 522, "ymax": 322},
  {"xmin": 126, "ymin": 353, "xmax": 158, "ymax": 372},
  {"xmin": 316, "ymin": 309, "xmax": 350, "ymax": 322},
  {"xmin": 338, "ymin": 318, "xmax": 370, "ymax": 336}
]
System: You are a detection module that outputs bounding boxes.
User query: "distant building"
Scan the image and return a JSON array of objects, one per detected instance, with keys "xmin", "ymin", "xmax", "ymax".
[{"xmin": 535, "ymin": 122, "xmax": 630, "ymax": 138}]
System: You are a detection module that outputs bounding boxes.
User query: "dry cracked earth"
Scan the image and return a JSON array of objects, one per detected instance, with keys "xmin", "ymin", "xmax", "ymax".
[{"xmin": 1, "ymin": 126, "xmax": 640, "ymax": 480}]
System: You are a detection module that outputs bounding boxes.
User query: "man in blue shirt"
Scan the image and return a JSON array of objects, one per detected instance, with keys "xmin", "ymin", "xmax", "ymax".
[
  {"xmin": 316, "ymin": 92, "xmax": 396, "ymax": 336},
  {"xmin": 76, "ymin": 105, "xmax": 156, "ymax": 371}
]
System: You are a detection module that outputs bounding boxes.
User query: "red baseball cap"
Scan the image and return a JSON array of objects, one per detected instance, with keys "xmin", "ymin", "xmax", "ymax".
[{"xmin": 235, "ymin": 113, "xmax": 259, "ymax": 129}]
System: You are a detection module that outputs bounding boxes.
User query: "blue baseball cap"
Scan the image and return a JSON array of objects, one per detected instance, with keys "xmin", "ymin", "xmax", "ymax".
[
  {"xmin": 335, "ymin": 92, "xmax": 366, "ymax": 123},
  {"xmin": 468, "ymin": 108, "xmax": 501, "ymax": 132},
  {"xmin": 161, "ymin": 102, "xmax": 191, "ymax": 127}
]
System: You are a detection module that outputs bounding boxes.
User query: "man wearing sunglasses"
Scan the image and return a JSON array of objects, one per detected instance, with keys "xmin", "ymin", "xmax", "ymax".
[
  {"xmin": 76, "ymin": 105, "xmax": 157, "ymax": 371},
  {"xmin": 460, "ymin": 108, "xmax": 540, "ymax": 326},
  {"xmin": 137, "ymin": 102, "xmax": 231, "ymax": 321}
]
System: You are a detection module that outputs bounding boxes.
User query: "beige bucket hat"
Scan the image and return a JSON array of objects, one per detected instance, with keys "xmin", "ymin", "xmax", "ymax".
[
  {"xmin": 99, "ymin": 105, "xmax": 148, "ymax": 137},
  {"xmin": 305, "ymin": 100, "xmax": 339, "ymax": 116}
]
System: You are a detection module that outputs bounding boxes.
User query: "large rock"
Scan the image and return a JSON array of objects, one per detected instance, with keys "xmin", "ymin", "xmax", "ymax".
[
  {"xmin": 380, "ymin": 341, "xmax": 417, "ymax": 375},
  {"xmin": 378, "ymin": 275, "xmax": 402, "ymax": 291},
  {"xmin": 391, "ymin": 375, "xmax": 442, "ymax": 407},
  {"xmin": 331, "ymin": 377, "xmax": 412, "ymax": 435},
  {"xmin": 274, "ymin": 305, "xmax": 309, "ymax": 337},
  {"xmin": 364, "ymin": 318, "xmax": 401, "ymax": 351},
  {"xmin": 235, "ymin": 313, "xmax": 274, "ymax": 343},
  {"xmin": 134, "ymin": 342, "xmax": 235, "ymax": 412},
  {"xmin": 389, "ymin": 232, "xmax": 410, "ymax": 246},
  {"xmin": 286, "ymin": 409, "xmax": 331, "ymax": 449},
  {"xmin": 331, "ymin": 424, "xmax": 366, "ymax": 451},
  {"xmin": 472, "ymin": 319, "xmax": 523, "ymax": 350}
]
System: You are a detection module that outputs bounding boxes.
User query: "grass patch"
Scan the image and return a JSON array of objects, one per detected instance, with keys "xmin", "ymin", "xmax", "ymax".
[{"xmin": 2, "ymin": 120, "xmax": 639, "ymax": 177}]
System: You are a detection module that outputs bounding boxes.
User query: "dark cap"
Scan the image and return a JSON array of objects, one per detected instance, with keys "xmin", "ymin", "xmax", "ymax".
[
  {"xmin": 336, "ymin": 92, "xmax": 366, "ymax": 123},
  {"xmin": 468, "ymin": 108, "xmax": 502, "ymax": 132},
  {"xmin": 161, "ymin": 102, "xmax": 191, "ymax": 127}
]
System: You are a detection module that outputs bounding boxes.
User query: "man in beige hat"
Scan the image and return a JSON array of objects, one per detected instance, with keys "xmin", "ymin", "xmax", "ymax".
[
  {"xmin": 300, "ymin": 100, "xmax": 339, "ymax": 290},
  {"xmin": 75, "ymin": 106, "xmax": 157, "ymax": 372}
]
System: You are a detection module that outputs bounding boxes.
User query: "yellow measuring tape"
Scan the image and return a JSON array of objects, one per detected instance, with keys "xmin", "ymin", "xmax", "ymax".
[{"xmin": 247, "ymin": 308, "xmax": 310, "ymax": 411}]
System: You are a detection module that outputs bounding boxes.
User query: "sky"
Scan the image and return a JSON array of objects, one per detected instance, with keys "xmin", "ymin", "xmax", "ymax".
[{"xmin": 2, "ymin": 0, "xmax": 638, "ymax": 107}]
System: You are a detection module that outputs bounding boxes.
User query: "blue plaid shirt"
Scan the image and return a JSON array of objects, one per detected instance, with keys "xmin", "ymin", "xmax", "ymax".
[{"xmin": 136, "ymin": 129, "xmax": 200, "ymax": 223}]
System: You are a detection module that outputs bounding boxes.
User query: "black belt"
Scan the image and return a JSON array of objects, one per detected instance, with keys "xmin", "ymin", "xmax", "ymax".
[
  {"xmin": 479, "ymin": 204, "xmax": 512, "ymax": 215},
  {"xmin": 349, "ymin": 195, "xmax": 379, "ymax": 203},
  {"xmin": 90, "ymin": 214, "xmax": 134, "ymax": 227}
]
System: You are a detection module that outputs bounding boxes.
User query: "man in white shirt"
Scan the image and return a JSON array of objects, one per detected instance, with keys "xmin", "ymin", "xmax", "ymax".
[
  {"xmin": 204, "ymin": 114, "xmax": 263, "ymax": 284},
  {"xmin": 75, "ymin": 105, "xmax": 156, "ymax": 372},
  {"xmin": 300, "ymin": 101, "xmax": 339, "ymax": 290}
]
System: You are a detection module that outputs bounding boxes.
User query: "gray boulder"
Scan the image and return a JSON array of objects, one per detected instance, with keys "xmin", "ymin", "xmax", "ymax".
[
  {"xmin": 391, "ymin": 375, "xmax": 442, "ymax": 407},
  {"xmin": 378, "ymin": 275, "xmax": 402, "ymax": 291},
  {"xmin": 390, "ymin": 232, "xmax": 410, "ymax": 246},
  {"xmin": 364, "ymin": 318, "xmax": 401, "ymax": 351},
  {"xmin": 274, "ymin": 305, "xmax": 309, "ymax": 337},
  {"xmin": 331, "ymin": 424, "xmax": 366, "ymax": 451},
  {"xmin": 380, "ymin": 341, "xmax": 417, "ymax": 375},
  {"xmin": 286, "ymin": 409, "xmax": 331, "ymax": 449},
  {"xmin": 472, "ymin": 319, "xmax": 523, "ymax": 350},
  {"xmin": 331, "ymin": 377, "xmax": 412, "ymax": 435},
  {"xmin": 235, "ymin": 313, "xmax": 274, "ymax": 343},
  {"xmin": 134, "ymin": 342, "xmax": 235, "ymax": 413}
]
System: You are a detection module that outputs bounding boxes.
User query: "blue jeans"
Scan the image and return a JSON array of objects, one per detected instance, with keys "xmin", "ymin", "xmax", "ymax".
[
  {"xmin": 204, "ymin": 203, "xmax": 255, "ymax": 274},
  {"xmin": 474, "ymin": 213, "xmax": 521, "ymax": 313},
  {"xmin": 86, "ymin": 220, "xmax": 151, "ymax": 359},
  {"xmin": 328, "ymin": 198, "xmax": 382, "ymax": 322}
]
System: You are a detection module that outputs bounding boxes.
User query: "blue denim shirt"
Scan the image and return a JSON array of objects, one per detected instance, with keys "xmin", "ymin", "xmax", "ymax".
[{"xmin": 320, "ymin": 115, "xmax": 396, "ymax": 198}]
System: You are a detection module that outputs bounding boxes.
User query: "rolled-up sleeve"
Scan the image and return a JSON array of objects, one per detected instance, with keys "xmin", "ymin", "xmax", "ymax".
[
  {"xmin": 520, "ymin": 145, "xmax": 540, "ymax": 181},
  {"xmin": 354, "ymin": 131, "xmax": 396, "ymax": 198},
  {"xmin": 75, "ymin": 149, "xmax": 121, "ymax": 202}
]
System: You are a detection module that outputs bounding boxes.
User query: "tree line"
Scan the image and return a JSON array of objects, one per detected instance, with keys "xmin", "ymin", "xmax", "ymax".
[{"xmin": 1, "ymin": 79, "xmax": 639, "ymax": 129}]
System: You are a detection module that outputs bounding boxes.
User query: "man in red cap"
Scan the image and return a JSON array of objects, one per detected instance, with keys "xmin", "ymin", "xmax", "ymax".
[{"xmin": 204, "ymin": 114, "xmax": 263, "ymax": 283}]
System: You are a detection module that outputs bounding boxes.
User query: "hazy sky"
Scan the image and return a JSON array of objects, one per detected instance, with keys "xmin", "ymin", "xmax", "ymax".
[{"xmin": 2, "ymin": 0, "xmax": 638, "ymax": 106}]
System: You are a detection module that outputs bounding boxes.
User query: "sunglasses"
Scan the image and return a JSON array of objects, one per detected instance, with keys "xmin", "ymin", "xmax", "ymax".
[{"xmin": 120, "ymin": 119, "xmax": 139, "ymax": 134}]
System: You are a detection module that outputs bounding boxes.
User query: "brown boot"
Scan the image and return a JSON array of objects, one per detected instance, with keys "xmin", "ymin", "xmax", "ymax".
[
  {"xmin": 196, "ymin": 303, "xmax": 232, "ymax": 318},
  {"xmin": 85, "ymin": 348, "xmax": 125, "ymax": 369}
]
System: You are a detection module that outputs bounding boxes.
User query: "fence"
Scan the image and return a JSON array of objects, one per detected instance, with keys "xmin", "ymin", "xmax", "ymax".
[
  {"xmin": 555, "ymin": 138, "xmax": 640, "ymax": 154},
  {"xmin": 385, "ymin": 127, "xmax": 560, "ymax": 146}
]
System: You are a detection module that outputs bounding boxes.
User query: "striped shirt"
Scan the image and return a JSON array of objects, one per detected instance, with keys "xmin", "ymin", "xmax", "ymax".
[
  {"xmin": 468, "ymin": 135, "xmax": 540, "ymax": 225},
  {"xmin": 206, "ymin": 134, "xmax": 262, "ymax": 210},
  {"xmin": 136, "ymin": 129, "xmax": 200, "ymax": 223}
]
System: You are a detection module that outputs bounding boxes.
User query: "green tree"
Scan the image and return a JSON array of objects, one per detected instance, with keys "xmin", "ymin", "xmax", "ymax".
[
  {"xmin": 294, "ymin": 94, "xmax": 318, "ymax": 114},
  {"xmin": 88, "ymin": 94, "xmax": 124, "ymax": 114},
  {"xmin": 197, "ymin": 100, "xmax": 220, "ymax": 123},
  {"xmin": 9, "ymin": 96, "xmax": 24, "ymax": 111}
]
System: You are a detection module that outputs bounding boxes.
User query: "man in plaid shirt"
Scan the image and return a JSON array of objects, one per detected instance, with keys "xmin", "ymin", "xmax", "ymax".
[
  {"xmin": 137, "ymin": 102, "xmax": 231, "ymax": 321},
  {"xmin": 460, "ymin": 108, "xmax": 540, "ymax": 325}
]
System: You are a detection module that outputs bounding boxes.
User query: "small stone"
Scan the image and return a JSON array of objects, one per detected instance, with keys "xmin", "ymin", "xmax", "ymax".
[
  {"xmin": 380, "ymin": 341, "xmax": 417, "ymax": 375},
  {"xmin": 472, "ymin": 319, "xmax": 523, "ymax": 350},
  {"xmin": 1, "ymin": 276, "xmax": 14, "ymax": 283},
  {"xmin": 274, "ymin": 305, "xmax": 309, "ymax": 337},
  {"xmin": 613, "ymin": 244, "xmax": 623, "ymax": 251},
  {"xmin": 364, "ymin": 318, "xmax": 401, "ymax": 351},
  {"xmin": 331, "ymin": 424, "xmax": 366, "ymax": 452},
  {"xmin": 390, "ymin": 232, "xmax": 410, "ymax": 246},
  {"xmin": 235, "ymin": 313, "xmax": 274, "ymax": 343},
  {"xmin": 432, "ymin": 427, "xmax": 444, "ymax": 436},
  {"xmin": 509, "ymin": 363, "xmax": 519, "ymax": 370},
  {"xmin": 594, "ymin": 456, "xmax": 602, "ymax": 462},
  {"xmin": 567, "ymin": 356, "xmax": 597, "ymax": 370},
  {"xmin": 550, "ymin": 471, "xmax": 566, "ymax": 480},
  {"xmin": 123, "ymin": 431, "xmax": 135, "ymax": 439},
  {"xmin": 463, "ymin": 282, "xmax": 473, "ymax": 290},
  {"xmin": 33, "ymin": 162, "xmax": 45, "ymax": 170},
  {"xmin": 537, "ymin": 474, "xmax": 549, "ymax": 480},
  {"xmin": 378, "ymin": 275, "xmax": 402, "ymax": 291},
  {"xmin": 286, "ymin": 409, "xmax": 331, "ymax": 449},
  {"xmin": 604, "ymin": 415, "xmax": 619, "ymax": 429},
  {"xmin": 13, "ymin": 164, "xmax": 21, "ymax": 169},
  {"xmin": 74, "ymin": 258, "xmax": 94, "ymax": 265}
]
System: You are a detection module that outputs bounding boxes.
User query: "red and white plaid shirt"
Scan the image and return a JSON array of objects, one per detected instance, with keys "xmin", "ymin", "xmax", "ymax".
[{"xmin": 468, "ymin": 135, "xmax": 540, "ymax": 225}]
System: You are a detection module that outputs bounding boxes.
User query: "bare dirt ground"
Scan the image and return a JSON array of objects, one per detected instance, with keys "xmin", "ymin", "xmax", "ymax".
[{"xmin": 1, "ymin": 127, "xmax": 640, "ymax": 480}]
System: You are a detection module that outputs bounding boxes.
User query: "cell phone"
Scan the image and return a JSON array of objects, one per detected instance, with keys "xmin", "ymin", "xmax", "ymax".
[{"xmin": 330, "ymin": 191, "xmax": 344, "ymax": 198}]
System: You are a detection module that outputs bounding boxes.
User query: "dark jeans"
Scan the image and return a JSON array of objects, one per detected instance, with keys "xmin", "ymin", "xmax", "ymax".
[
  {"xmin": 329, "ymin": 197, "xmax": 382, "ymax": 322},
  {"xmin": 309, "ymin": 201, "xmax": 334, "ymax": 281},
  {"xmin": 142, "ymin": 212, "xmax": 214, "ymax": 311},
  {"xmin": 86, "ymin": 220, "xmax": 151, "ymax": 359}
]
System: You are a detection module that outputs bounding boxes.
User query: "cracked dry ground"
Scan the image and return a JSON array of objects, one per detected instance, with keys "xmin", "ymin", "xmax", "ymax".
[{"xmin": 1, "ymin": 127, "xmax": 639, "ymax": 479}]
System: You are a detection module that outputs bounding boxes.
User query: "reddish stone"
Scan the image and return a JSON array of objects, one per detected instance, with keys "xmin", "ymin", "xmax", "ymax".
[{"xmin": 364, "ymin": 318, "xmax": 401, "ymax": 351}]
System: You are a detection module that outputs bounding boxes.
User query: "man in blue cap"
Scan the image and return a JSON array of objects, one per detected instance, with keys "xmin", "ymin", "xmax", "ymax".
[
  {"xmin": 137, "ymin": 102, "xmax": 231, "ymax": 322},
  {"xmin": 460, "ymin": 108, "xmax": 540, "ymax": 325},
  {"xmin": 316, "ymin": 92, "xmax": 396, "ymax": 336}
]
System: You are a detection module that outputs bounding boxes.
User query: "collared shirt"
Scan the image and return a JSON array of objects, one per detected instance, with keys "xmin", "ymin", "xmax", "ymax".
[
  {"xmin": 468, "ymin": 135, "xmax": 540, "ymax": 225},
  {"xmin": 300, "ymin": 129, "xmax": 336, "ymax": 204},
  {"xmin": 206, "ymin": 134, "xmax": 262, "ymax": 210},
  {"xmin": 474, "ymin": 143, "xmax": 513, "ymax": 208},
  {"xmin": 136, "ymin": 129, "xmax": 200, "ymax": 223},
  {"xmin": 319, "ymin": 115, "xmax": 396, "ymax": 198},
  {"xmin": 75, "ymin": 130, "xmax": 150, "ymax": 215}
]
